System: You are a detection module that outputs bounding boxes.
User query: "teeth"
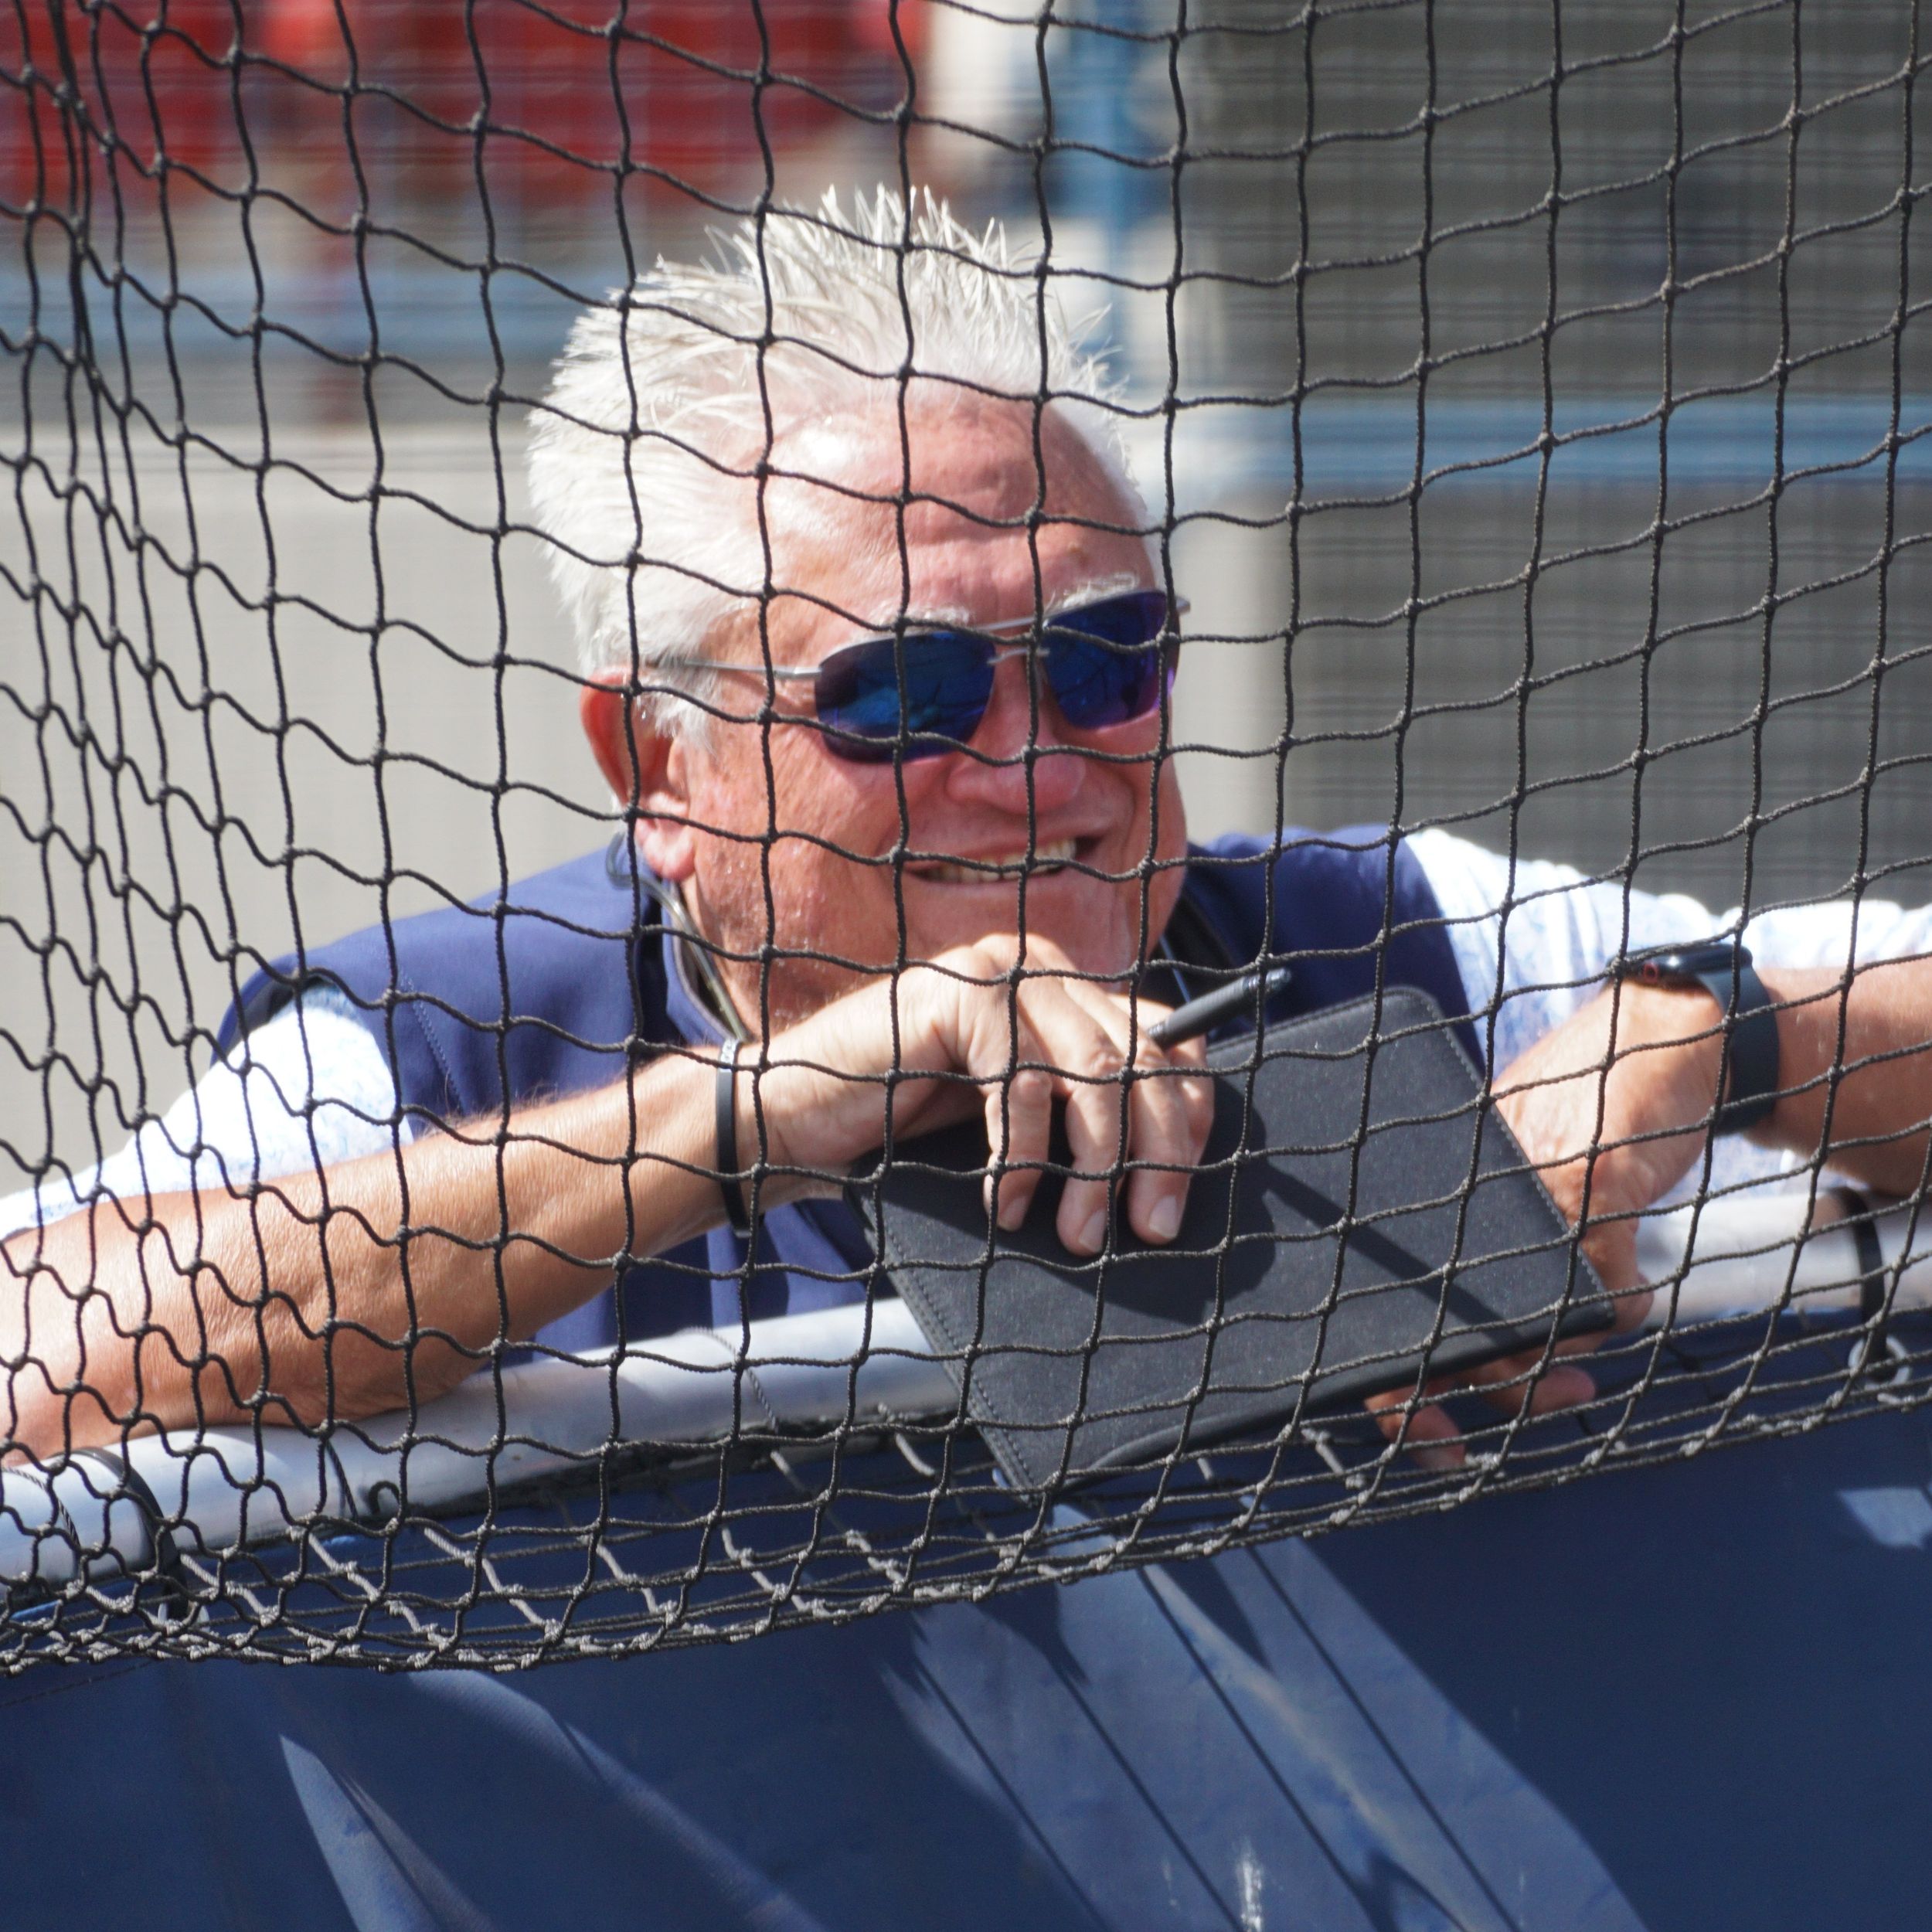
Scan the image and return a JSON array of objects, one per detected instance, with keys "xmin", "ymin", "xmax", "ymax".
[{"xmin": 920, "ymin": 838, "xmax": 1077, "ymax": 884}]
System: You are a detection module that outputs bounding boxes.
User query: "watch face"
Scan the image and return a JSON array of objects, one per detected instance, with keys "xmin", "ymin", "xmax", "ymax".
[{"xmin": 1624, "ymin": 939, "xmax": 1753, "ymax": 985}]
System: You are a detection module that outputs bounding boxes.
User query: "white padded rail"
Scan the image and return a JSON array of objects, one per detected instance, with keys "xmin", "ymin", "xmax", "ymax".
[
  {"xmin": 3, "ymin": 1198, "xmax": 1930, "ymax": 1592},
  {"xmin": 0, "ymin": 1297, "xmax": 951, "ymax": 1592},
  {"xmin": 1634, "ymin": 1192, "xmax": 1932, "ymax": 1324}
]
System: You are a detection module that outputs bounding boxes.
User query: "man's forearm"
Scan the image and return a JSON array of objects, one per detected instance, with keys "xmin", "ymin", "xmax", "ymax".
[
  {"xmin": 0, "ymin": 1050, "xmax": 729, "ymax": 1454},
  {"xmin": 1760, "ymin": 958, "xmax": 1932, "ymax": 1196},
  {"xmin": 0, "ymin": 941, "xmax": 1250, "ymax": 1458}
]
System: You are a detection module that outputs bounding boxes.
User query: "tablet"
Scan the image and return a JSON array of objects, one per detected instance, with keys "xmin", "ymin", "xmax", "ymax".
[{"xmin": 859, "ymin": 988, "xmax": 1611, "ymax": 1489}]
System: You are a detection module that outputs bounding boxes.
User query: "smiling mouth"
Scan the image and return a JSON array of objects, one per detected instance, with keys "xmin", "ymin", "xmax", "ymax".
[{"xmin": 909, "ymin": 837, "xmax": 1080, "ymax": 884}]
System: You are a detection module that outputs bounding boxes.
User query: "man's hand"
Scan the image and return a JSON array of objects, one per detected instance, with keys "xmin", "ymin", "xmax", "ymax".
[
  {"xmin": 1367, "ymin": 952, "xmax": 1932, "ymax": 1467},
  {"xmin": 1492, "ymin": 979, "xmax": 1732, "ymax": 1294},
  {"xmin": 768, "ymin": 961, "xmax": 1730, "ymax": 1472},
  {"xmin": 1369, "ymin": 981, "xmax": 1711, "ymax": 1467},
  {"xmin": 736, "ymin": 936, "xmax": 1218, "ymax": 1255},
  {"xmin": 0, "ymin": 940, "xmax": 1212, "ymax": 1456}
]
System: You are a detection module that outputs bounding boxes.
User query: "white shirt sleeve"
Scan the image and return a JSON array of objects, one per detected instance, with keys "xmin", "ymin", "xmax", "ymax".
[
  {"xmin": 0, "ymin": 989, "xmax": 409, "ymax": 1243},
  {"xmin": 1406, "ymin": 828, "xmax": 1932, "ymax": 1202}
]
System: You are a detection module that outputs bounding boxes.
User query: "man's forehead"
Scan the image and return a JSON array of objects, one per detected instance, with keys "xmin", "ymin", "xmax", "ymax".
[
  {"xmin": 770, "ymin": 519, "xmax": 1150, "ymax": 640},
  {"xmin": 760, "ymin": 401, "xmax": 1149, "ymax": 630},
  {"xmin": 771, "ymin": 393, "xmax": 1136, "ymax": 526}
]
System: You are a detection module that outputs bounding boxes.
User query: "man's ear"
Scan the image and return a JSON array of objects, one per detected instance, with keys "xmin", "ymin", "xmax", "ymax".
[{"xmin": 578, "ymin": 666, "xmax": 699, "ymax": 883}]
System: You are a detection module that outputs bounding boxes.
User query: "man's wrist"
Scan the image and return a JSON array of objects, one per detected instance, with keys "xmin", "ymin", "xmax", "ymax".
[
  {"xmin": 1609, "ymin": 940, "xmax": 1781, "ymax": 1134},
  {"xmin": 719, "ymin": 1043, "xmax": 837, "ymax": 1219},
  {"xmin": 715, "ymin": 1041, "xmax": 756, "ymax": 1234}
]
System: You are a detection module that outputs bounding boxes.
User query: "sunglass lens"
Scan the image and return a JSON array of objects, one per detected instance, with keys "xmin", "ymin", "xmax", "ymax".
[
  {"xmin": 812, "ymin": 632, "xmax": 995, "ymax": 762},
  {"xmin": 1043, "ymin": 590, "xmax": 1175, "ymax": 729}
]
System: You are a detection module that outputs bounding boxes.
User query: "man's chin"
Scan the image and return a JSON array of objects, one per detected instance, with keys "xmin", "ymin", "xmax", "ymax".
[{"xmin": 707, "ymin": 859, "xmax": 1185, "ymax": 1021}]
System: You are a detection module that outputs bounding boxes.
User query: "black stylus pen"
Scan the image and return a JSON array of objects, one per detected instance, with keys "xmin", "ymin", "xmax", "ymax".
[{"xmin": 1145, "ymin": 964, "xmax": 1294, "ymax": 1049}]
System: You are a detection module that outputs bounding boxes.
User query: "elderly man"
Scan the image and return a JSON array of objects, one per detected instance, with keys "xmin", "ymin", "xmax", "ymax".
[{"xmin": 6, "ymin": 189, "xmax": 1932, "ymax": 1468}]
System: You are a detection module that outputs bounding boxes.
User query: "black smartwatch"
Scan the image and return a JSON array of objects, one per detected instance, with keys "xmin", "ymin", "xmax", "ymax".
[{"xmin": 1608, "ymin": 940, "xmax": 1780, "ymax": 1135}]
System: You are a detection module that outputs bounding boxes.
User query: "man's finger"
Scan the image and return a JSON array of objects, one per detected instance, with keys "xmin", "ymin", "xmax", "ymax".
[
  {"xmin": 1468, "ymin": 1353, "xmax": 1597, "ymax": 1417},
  {"xmin": 1118, "ymin": 1052, "xmax": 1211, "ymax": 1244},
  {"xmin": 1001, "ymin": 969, "xmax": 1140, "ymax": 1253},
  {"xmin": 1056, "ymin": 1063, "xmax": 1132, "ymax": 1254},
  {"xmin": 982, "ymin": 1065, "xmax": 1053, "ymax": 1231},
  {"xmin": 1054, "ymin": 979, "xmax": 1213, "ymax": 1247},
  {"xmin": 1363, "ymin": 1389, "xmax": 1468, "ymax": 1470},
  {"xmin": 1366, "ymin": 1342, "xmax": 1600, "ymax": 1465}
]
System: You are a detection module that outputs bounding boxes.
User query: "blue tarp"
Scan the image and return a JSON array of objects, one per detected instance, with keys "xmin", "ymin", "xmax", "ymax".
[{"xmin": 2, "ymin": 1406, "xmax": 1926, "ymax": 1931}]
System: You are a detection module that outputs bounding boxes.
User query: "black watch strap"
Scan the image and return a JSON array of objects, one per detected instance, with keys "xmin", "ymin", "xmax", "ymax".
[
  {"xmin": 715, "ymin": 1039, "xmax": 755, "ymax": 1236},
  {"xmin": 1612, "ymin": 940, "xmax": 1781, "ymax": 1135}
]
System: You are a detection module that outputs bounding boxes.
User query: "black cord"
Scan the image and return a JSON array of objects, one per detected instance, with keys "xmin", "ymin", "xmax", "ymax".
[{"xmin": 1835, "ymin": 1185, "xmax": 1891, "ymax": 1367}]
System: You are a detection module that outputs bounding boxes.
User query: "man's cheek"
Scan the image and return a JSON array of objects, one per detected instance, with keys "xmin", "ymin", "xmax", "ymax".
[{"xmin": 765, "ymin": 845, "xmax": 895, "ymax": 965}]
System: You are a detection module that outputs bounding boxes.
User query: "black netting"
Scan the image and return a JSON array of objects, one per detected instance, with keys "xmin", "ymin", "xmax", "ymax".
[{"xmin": 3, "ymin": 0, "xmax": 1931, "ymax": 1668}]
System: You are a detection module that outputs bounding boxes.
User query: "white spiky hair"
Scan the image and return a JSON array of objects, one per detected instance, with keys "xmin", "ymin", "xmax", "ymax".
[{"xmin": 526, "ymin": 185, "xmax": 1136, "ymax": 737}]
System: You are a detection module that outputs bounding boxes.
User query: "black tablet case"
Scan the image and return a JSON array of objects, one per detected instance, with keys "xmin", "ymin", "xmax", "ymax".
[{"xmin": 860, "ymin": 988, "xmax": 1611, "ymax": 1490}]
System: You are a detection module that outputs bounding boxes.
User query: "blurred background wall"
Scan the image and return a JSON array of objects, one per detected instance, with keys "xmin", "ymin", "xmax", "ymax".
[{"xmin": 4, "ymin": 0, "xmax": 1928, "ymax": 1180}]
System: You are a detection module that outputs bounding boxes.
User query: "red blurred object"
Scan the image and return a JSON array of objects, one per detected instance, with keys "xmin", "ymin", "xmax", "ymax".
[
  {"xmin": 2, "ymin": 1, "xmax": 238, "ymax": 213},
  {"xmin": 2, "ymin": 1, "xmax": 927, "ymax": 222}
]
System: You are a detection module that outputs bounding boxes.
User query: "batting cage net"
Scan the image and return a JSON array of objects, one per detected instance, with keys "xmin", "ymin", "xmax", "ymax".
[{"xmin": 3, "ymin": 0, "xmax": 1931, "ymax": 1668}]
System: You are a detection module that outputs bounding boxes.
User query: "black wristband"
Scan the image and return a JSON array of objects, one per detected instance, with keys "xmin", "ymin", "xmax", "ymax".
[
  {"xmin": 1611, "ymin": 940, "xmax": 1781, "ymax": 1135},
  {"xmin": 714, "ymin": 1039, "xmax": 754, "ymax": 1238}
]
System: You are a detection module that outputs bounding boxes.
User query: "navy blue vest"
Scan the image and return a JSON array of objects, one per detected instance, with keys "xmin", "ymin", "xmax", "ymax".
[{"xmin": 219, "ymin": 831, "xmax": 1471, "ymax": 1352}]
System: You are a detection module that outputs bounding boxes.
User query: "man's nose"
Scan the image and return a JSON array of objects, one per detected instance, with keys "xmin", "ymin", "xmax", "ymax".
[{"xmin": 940, "ymin": 655, "xmax": 1087, "ymax": 817}]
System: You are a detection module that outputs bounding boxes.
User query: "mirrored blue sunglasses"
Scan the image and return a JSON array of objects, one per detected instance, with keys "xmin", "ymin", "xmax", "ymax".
[{"xmin": 685, "ymin": 589, "xmax": 1182, "ymax": 764}]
